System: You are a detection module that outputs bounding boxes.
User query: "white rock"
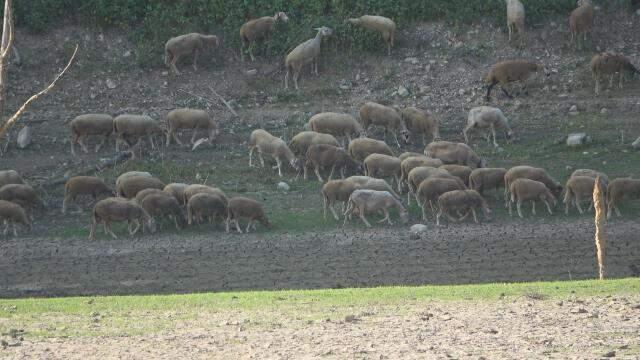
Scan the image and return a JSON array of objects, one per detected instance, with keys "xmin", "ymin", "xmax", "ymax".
[
  {"xmin": 410, "ymin": 224, "xmax": 428, "ymax": 238},
  {"xmin": 277, "ymin": 182, "xmax": 290, "ymax": 192},
  {"xmin": 246, "ymin": 69, "xmax": 258, "ymax": 76},
  {"xmin": 567, "ymin": 133, "xmax": 590, "ymax": 147},
  {"xmin": 397, "ymin": 86, "xmax": 410, "ymax": 97},
  {"xmin": 123, "ymin": 50, "xmax": 131, "ymax": 58},
  {"xmin": 600, "ymin": 108, "xmax": 608, "ymax": 114},
  {"xmin": 17, "ymin": 126, "xmax": 32, "ymax": 149},
  {"xmin": 632, "ymin": 137, "xmax": 640, "ymax": 150},
  {"xmin": 569, "ymin": 105, "xmax": 578, "ymax": 112},
  {"xmin": 106, "ymin": 79, "xmax": 117, "ymax": 89}
]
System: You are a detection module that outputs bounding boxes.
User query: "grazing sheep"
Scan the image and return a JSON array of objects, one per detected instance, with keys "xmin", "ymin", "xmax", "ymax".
[
  {"xmin": 400, "ymin": 156, "xmax": 444, "ymax": 192},
  {"xmin": 0, "ymin": 170, "xmax": 24, "ymax": 188},
  {"xmin": 485, "ymin": 60, "xmax": 547, "ymax": 101},
  {"xmin": 506, "ymin": 0, "xmax": 525, "ymax": 45},
  {"xmin": 249, "ymin": 129, "xmax": 300, "ymax": 177},
  {"xmin": 364, "ymin": 153, "xmax": 402, "ymax": 191},
  {"xmin": 464, "ymin": 106, "xmax": 514, "ymax": 148},
  {"xmin": 359, "ymin": 102, "xmax": 409, "ymax": 148},
  {"xmin": 308, "ymin": 112, "xmax": 365, "ymax": 145},
  {"xmin": 165, "ymin": 108, "xmax": 219, "ymax": 147},
  {"xmin": 240, "ymin": 12, "xmax": 289, "ymax": 61},
  {"xmin": 468, "ymin": 168, "xmax": 508, "ymax": 196},
  {"xmin": 425, "ymin": 141, "xmax": 485, "ymax": 168},
  {"xmin": 398, "ymin": 152, "xmax": 425, "ymax": 161},
  {"xmin": 63, "ymin": 176, "xmax": 114, "ymax": 214},
  {"xmin": 113, "ymin": 114, "xmax": 164, "ymax": 152},
  {"xmin": 163, "ymin": 183, "xmax": 189, "ymax": 204},
  {"xmin": 606, "ymin": 178, "xmax": 640, "ymax": 218},
  {"xmin": 115, "ymin": 171, "xmax": 152, "ymax": 189},
  {"xmin": 305, "ymin": 144, "xmax": 359, "ymax": 182},
  {"xmin": 406, "ymin": 166, "xmax": 460, "ymax": 205},
  {"xmin": 0, "ymin": 184, "xmax": 41, "ymax": 213},
  {"xmin": 289, "ymin": 131, "xmax": 340, "ymax": 161},
  {"xmin": 165, "ymin": 33, "xmax": 221, "ymax": 75},
  {"xmin": 401, "ymin": 107, "xmax": 441, "ymax": 146},
  {"xmin": 508, "ymin": 178, "xmax": 558, "ymax": 218},
  {"xmin": 134, "ymin": 188, "xmax": 167, "ymax": 205},
  {"xmin": 563, "ymin": 176, "xmax": 596, "ymax": 215},
  {"xmin": 69, "ymin": 114, "xmax": 113, "ymax": 156},
  {"xmin": 116, "ymin": 175, "xmax": 165, "ymax": 199},
  {"xmin": 284, "ymin": 26, "xmax": 333, "ymax": 90},
  {"xmin": 140, "ymin": 193, "xmax": 187, "ymax": 230},
  {"xmin": 346, "ymin": 176, "xmax": 401, "ymax": 201},
  {"xmin": 569, "ymin": 0, "xmax": 594, "ymax": 48},
  {"xmin": 571, "ymin": 169, "xmax": 609, "ymax": 187},
  {"xmin": 89, "ymin": 197, "xmax": 156, "ymax": 240},
  {"xmin": 591, "ymin": 53, "xmax": 639, "ymax": 95},
  {"xmin": 0, "ymin": 200, "xmax": 30, "ymax": 236},
  {"xmin": 226, "ymin": 197, "xmax": 271, "ymax": 233},
  {"xmin": 187, "ymin": 193, "xmax": 228, "ymax": 226},
  {"xmin": 348, "ymin": 137, "xmax": 394, "ymax": 163},
  {"xmin": 417, "ymin": 177, "xmax": 466, "ymax": 220},
  {"xmin": 503, "ymin": 166, "xmax": 563, "ymax": 207},
  {"xmin": 436, "ymin": 190, "xmax": 491, "ymax": 226},
  {"xmin": 183, "ymin": 184, "xmax": 228, "ymax": 206},
  {"xmin": 439, "ymin": 165, "xmax": 473, "ymax": 186},
  {"xmin": 321, "ymin": 179, "xmax": 360, "ymax": 220},
  {"xmin": 345, "ymin": 15, "xmax": 396, "ymax": 55},
  {"xmin": 343, "ymin": 189, "xmax": 408, "ymax": 227}
]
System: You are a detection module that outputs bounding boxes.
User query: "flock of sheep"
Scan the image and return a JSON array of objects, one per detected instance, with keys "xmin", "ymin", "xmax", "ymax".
[{"xmin": 0, "ymin": 1, "xmax": 639, "ymax": 238}]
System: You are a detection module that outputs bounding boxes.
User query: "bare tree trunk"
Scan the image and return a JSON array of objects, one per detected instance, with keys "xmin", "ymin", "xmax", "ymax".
[
  {"xmin": 0, "ymin": 0, "xmax": 14, "ymax": 119},
  {"xmin": 593, "ymin": 176, "xmax": 606, "ymax": 280}
]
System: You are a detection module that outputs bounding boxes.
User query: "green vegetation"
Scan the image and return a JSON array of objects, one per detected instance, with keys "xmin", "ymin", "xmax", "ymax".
[{"xmin": 0, "ymin": 278, "xmax": 637, "ymax": 338}]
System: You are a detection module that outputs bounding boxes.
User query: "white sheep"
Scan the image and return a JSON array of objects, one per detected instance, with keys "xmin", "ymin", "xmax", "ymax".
[
  {"xmin": 165, "ymin": 33, "xmax": 221, "ymax": 75},
  {"xmin": 401, "ymin": 107, "xmax": 441, "ymax": 146},
  {"xmin": 345, "ymin": 15, "xmax": 396, "ymax": 55},
  {"xmin": 240, "ymin": 12, "xmax": 289, "ymax": 61},
  {"xmin": 463, "ymin": 106, "xmax": 514, "ymax": 148},
  {"xmin": 308, "ymin": 112, "xmax": 365, "ymax": 145},
  {"xmin": 345, "ymin": 176, "xmax": 401, "ymax": 200},
  {"xmin": 508, "ymin": 178, "xmax": 558, "ymax": 218},
  {"xmin": 113, "ymin": 114, "xmax": 164, "ymax": 152},
  {"xmin": 284, "ymin": 26, "xmax": 333, "ymax": 90},
  {"xmin": 248, "ymin": 129, "xmax": 299, "ymax": 177},
  {"xmin": 165, "ymin": 108, "xmax": 219, "ymax": 147},
  {"xmin": 69, "ymin": 114, "xmax": 113, "ymax": 156},
  {"xmin": 359, "ymin": 102, "xmax": 409, "ymax": 148},
  {"xmin": 506, "ymin": 0, "xmax": 525, "ymax": 45},
  {"xmin": 343, "ymin": 189, "xmax": 408, "ymax": 227}
]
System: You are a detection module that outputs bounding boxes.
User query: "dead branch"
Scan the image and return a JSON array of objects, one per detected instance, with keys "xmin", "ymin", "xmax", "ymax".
[{"xmin": 209, "ymin": 86, "xmax": 239, "ymax": 117}]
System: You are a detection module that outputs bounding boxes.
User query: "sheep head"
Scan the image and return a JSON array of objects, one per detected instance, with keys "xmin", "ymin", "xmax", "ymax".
[
  {"xmin": 315, "ymin": 27, "xmax": 333, "ymax": 37},
  {"xmin": 275, "ymin": 12, "xmax": 289, "ymax": 22},
  {"xmin": 203, "ymin": 35, "xmax": 221, "ymax": 48}
]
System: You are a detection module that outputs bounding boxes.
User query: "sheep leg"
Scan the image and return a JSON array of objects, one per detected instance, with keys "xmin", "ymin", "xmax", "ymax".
[
  {"xmin": 148, "ymin": 135, "xmax": 156, "ymax": 150},
  {"xmin": 276, "ymin": 158, "xmax": 284, "ymax": 177},
  {"xmin": 330, "ymin": 205, "xmax": 340, "ymax": 221},
  {"xmin": 170, "ymin": 58, "xmax": 181, "ymax": 76},
  {"xmin": 258, "ymin": 152, "xmax": 266, "ymax": 167},
  {"xmin": 516, "ymin": 201, "xmax": 523, "ymax": 218},
  {"xmin": 463, "ymin": 125, "xmax": 471, "ymax": 144},
  {"xmin": 314, "ymin": 166, "xmax": 324, "ymax": 182},
  {"xmin": 500, "ymin": 86, "xmax": 513, "ymax": 99},
  {"xmin": 565, "ymin": 197, "xmax": 570, "ymax": 215},
  {"xmin": 235, "ymin": 219, "xmax": 243, "ymax": 233},
  {"xmin": 393, "ymin": 131, "xmax": 401, "ymax": 149},
  {"xmin": 544, "ymin": 200, "xmax": 553, "ymax": 215},
  {"xmin": 587, "ymin": 201, "xmax": 593, "ymax": 212},
  {"xmin": 619, "ymin": 72, "xmax": 624, "ymax": 89},
  {"xmin": 245, "ymin": 220, "xmax": 253, "ymax": 233},
  {"xmin": 508, "ymin": 23, "xmax": 512, "ymax": 42},
  {"xmin": 314, "ymin": 59, "xmax": 318, "ymax": 76},
  {"xmin": 225, "ymin": 216, "xmax": 231, "ymax": 232},
  {"xmin": 129, "ymin": 220, "xmax": 141, "ymax": 235},
  {"xmin": 248, "ymin": 147, "xmax": 255, "ymax": 167},
  {"xmin": 293, "ymin": 71, "xmax": 300, "ymax": 90},
  {"xmin": 192, "ymin": 49, "xmax": 199, "ymax": 71},
  {"xmin": 576, "ymin": 200, "xmax": 584, "ymax": 214},
  {"xmin": 190, "ymin": 130, "xmax": 198, "ymax": 144},
  {"xmin": 106, "ymin": 223, "xmax": 118, "ymax": 239},
  {"xmin": 394, "ymin": 175, "xmax": 401, "ymax": 193},
  {"xmin": 471, "ymin": 209, "xmax": 479, "ymax": 223},
  {"xmin": 3, "ymin": 221, "xmax": 8, "ymax": 236},
  {"xmin": 531, "ymin": 201, "xmax": 537, "ymax": 215},
  {"xmin": 359, "ymin": 212, "xmax": 372, "ymax": 228},
  {"xmin": 11, "ymin": 223, "xmax": 17, "ymax": 237},
  {"xmin": 485, "ymin": 81, "xmax": 497, "ymax": 101},
  {"xmin": 328, "ymin": 166, "xmax": 335, "ymax": 181},
  {"xmin": 491, "ymin": 126, "xmax": 499, "ymax": 148},
  {"xmin": 79, "ymin": 135, "xmax": 90, "ymax": 153},
  {"xmin": 421, "ymin": 200, "xmax": 428, "ymax": 221},
  {"xmin": 436, "ymin": 209, "xmax": 443, "ymax": 226},
  {"xmin": 95, "ymin": 135, "xmax": 107, "ymax": 153},
  {"xmin": 284, "ymin": 70, "xmax": 290, "ymax": 89}
]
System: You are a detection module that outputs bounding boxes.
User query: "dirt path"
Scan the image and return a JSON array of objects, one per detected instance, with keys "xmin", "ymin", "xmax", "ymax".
[
  {"xmin": 4, "ymin": 295, "xmax": 639, "ymax": 359},
  {"xmin": 1, "ymin": 219, "xmax": 638, "ymax": 297}
]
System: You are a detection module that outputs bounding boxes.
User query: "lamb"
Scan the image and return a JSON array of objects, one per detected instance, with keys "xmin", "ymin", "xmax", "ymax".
[
  {"xmin": 468, "ymin": 168, "xmax": 508, "ymax": 195},
  {"xmin": 226, "ymin": 197, "xmax": 271, "ymax": 233},
  {"xmin": 506, "ymin": 0, "xmax": 525, "ymax": 45},
  {"xmin": 345, "ymin": 15, "xmax": 396, "ymax": 55},
  {"xmin": 113, "ymin": 114, "xmax": 164, "ymax": 152},
  {"xmin": 240, "ymin": 12, "xmax": 289, "ymax": 62},
  {"xmin": 249, "ymin": 129, "xmax": 300, "ymax": 177},
  {"xmin": 590, "ymin": 53, "xmax": 639, "ymax": 95},
  {"xmin": 69, "ymin": 114, "xmax": 113, "ymax": 156},
  {"xmin": 89, "ymin": 197, "xmax": 156, "ymax": 240},
  {"xmin": 0, "ymin": 200, "xmax": 30, "ymax": 236},
  {"xmin": 425, "ymin": 141, "xmax": 485, "ymax": 168},
  {"xmin": 416, "ymin": 177, "xmax": 466, "ymax": 220},
  {"xmin": 436, "ymin": 190, "xmax": 491, "ymax": 226},
  {"xmin": 165, "ymin": 33, "xmax": 221, "ymax": 75},
  {"xmin": 288, "ymin": 131, "xmax": 340, "ymax": 161},
  {"xmin": 400, "ymin": 156, "xmax": 444, "ymax": 192},
  {"xmin": 439, "ymin": 165, "xmax": 473, "ymax": 186},
  {"xmin": 345, "ymin": 176, "xmax": 401, "ymax": 201},
  {"xmin": 570, "ymin": 169, "xmax": 609, "ymax": 187},
  {"xmin": 401, "ymin": 107, "xmax": 440, "ymax": 146},
  {"xmin": 508, "ymin": 178, "xmax": 558, "ymax": 218},
  {"xmin": 62, "ymin": 176, "xmax": 114, "ymax": 214},
  {"xmin": 363, "ymin": 153, "xmax": 402, "ymax": 192},
  {"xmin": 503, "ymin": 166, "xmax": 563, "ymax": 207},
  {"xmin": 485, "ymin": 60, "xmax": 547, "ymax": 101},
  {"xmin": 398, "ymin": 152, "xmax": 425, "ymax": 161},
  {"xmin": 183, "ymin": 184, "xmax": 228, "ymax": 206},
  {"xmin": 359, "ymin": 102, "xmax": 409, "ymax": 148},
  {"xmin": 116, "ymin": 175, "xmax": 165, "ymax": 199},
  {"xmin": 165, "ymin": 108, "xmax": 219, "ymax": 147},
  {"xmin": 463, "ymin": 106, "xmax": 514, "ymax": 148},
  {"xmin": 606, "ymin": 178, "xmax": 640, "ymax": 218},
  {"xmin": 187, "ymin": 193, "xmax": 228, "ymax": 226},
  {"xmin": 115, "ymin": 171, "xmax": 152, "ymax": 189},
  {"xmin": 569, "ymin": 0, "xmax": 594, "ymax": 48},
  {"xmin": 348, "ymin": 137, "xmax": 394, "ymax": 163},
  {"xmin": 563, "ymin": 176, "xmax": 596, "ymax": 215},
  {"xmin": 308, "ymin": 112, "xmax": 365, "ymax": 145},
  {"xmin": 140, "ymin": 193, "xmax": 187, "ymax": 230},
  {"xmin": 163, "ymin": 183, "xmax": 189, "ymax": 204},
  {"xmin": 0, "ymin": 184, "xmax": 41, "ymax": 213},
  {"xmin": 284, "ymin": 26, "xmax": 333, "ymax": 90},
  {"xmin": 343, "ymin": 189, "xmax": 408, "ymax": 227},
  {"xmin": 305, "ymin": 144, "xmax": 359, "ymax": 182},
  {"xmin": 134, "ymin": 188, "xmax": 167, "ymax": 205},
  {"xmin": 0, "ymin": 170, "xmax": 24, "ymax": 188},
  {"xmin": 406, "ymin": 166, "xmax": 461, "ymax": 205},
  {"xmin": 321, "ymin": 179, "xmax": 359, "ymax": 220}
]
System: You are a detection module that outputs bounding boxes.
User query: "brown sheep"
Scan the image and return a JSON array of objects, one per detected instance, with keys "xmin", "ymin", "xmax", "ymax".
[
  {"xmin": 439, "ymin": 165, "xmax": 473, "ymax": 187},
  {"xmin": 563, "ymin": 176, "xmax": 596, "ymax": 215},
  {"xmin": 0, "ymin": 184, "xmax": 41, "ymax": 214},
  {"xmin": 165, "ymin": 33, "xmax": 221, "ymax": 75},
  {"xmin": 436, "ymin": 190, "xmax": 491, "ymax": 226},
  {"xmin": 400, "ymin": 156, "xmax": 444, "ymax": 192},
  {"xmin": 249, "ymin": 129, "xmax": 300, "ymax": 177},
  {"xmin": 305, "ymin": 144, "xmax": 359, "ymax": 182},
  {"xmin": 240, "ymin": 12, "xmax": 289, "ymax": 62},
  {"xmin": 321, "ymin": 179, "xmax": 359, "ymax": 220},
  {"xmin": 226, "ymin": 197, "xmax": 271, "ymax": 233},
  {"xmin": 345, "ymin": 16, "xmax": 396, "ymax": 56},
  {"xmin": 134, "ymin": 188, "xmax": 167, "ymax": 205},
  {"xmin": 288, "ymin": 131, "xmax": 340, "ymax": 161},
  {"xmin": 140, "ymin": 193, "xmax": 187, "ymax": 230},
  {"xmin": 407, "ymin": 166, "xmax": 461, "ymax": 205},
  {"xmin": 183, "ymin": 184, "xmax": 228, "ymax": 206},
  {"xmin": 308, "ymin": 112, "xmax": 365, "ymax": 145},
  {"xmin": 116, "ymin": 176, "xmax": 165, "ymax": 199},
  {"xmin": 0, "ymin": 170, "xmax": 25, "ymax": 188},
  {"xmin": 468, "ymin": 168, "xmax": 508, "ymax": 196},
  {"xmin": 417, "ymin": 177, "xmax": 466, "ymax": 220},
  {"xmin": 165, "ymin": 108, "xmax": 219, "ymax": 147},
  {"xmin": 503, "ymin": 166, "xmax": 563, "ymax": 207},
  {"xmin": 363, "ymin": 153, "xmax": 402, "ymax": 192},
  {"xmin": 69, "ymin": 114, "xmax": 113, "ymax": 156},
  {"xmin": 63, "ymin": 176, "xmax": 114, "ymax": 214},
  {"xmin": 571, "ymin": 169, "xmax": 609, "ymax": 187},
  {"xmin": 398, "ymin": 152, "xmax": 425, "ymax": 161},
  {"xmin": 506, "ymin": 0, "xmax": 525, "ymax": 45},
  {"xmin": 89, "ymin": 198, "xmax": 156, "ymax": 240},
  {"xmin": 187, "ymin": 193, "xmax": 228, "ymax": 226},
  {"xmin": 590, "ymin": 53, "xmax": 639, "ymax": 95},
  {"xmin": 509, "ymin": 178, "xmax": 557, "ymax": 218},
  {"xmin": 606, "ymin": 178, "xmax": 640, "ymax": 219},
  {"xmin": 0, "ymin": 200, "xmax": 30, "ymax": 236},
  {"xmin": 348, "ymin": 137, "xmax": 394, "ymax": 163},
  {"xmin": 485, "ymin": 60, "xmax": 547, "ymax": 101},
  {"xmin": 401, "ymin": 107, "xmax": 441, "ymax": 146},
  {"xmin": 425, "ymin": 141, "xmax": 485, "ymax": 169},
  {"xmin": 113, "ymin": 114, "xmax": 164, "ymax": 152},
  {"xmin": 359, "ymin": 102, "xmax": 409, "ymax": 148},
  {"xmin": 569, "ymin": 0, "xmax": 594, "ymax": 48},
  {"xmin": 163, "ymin": 183, "xmax": 189, "ymax": 204}
]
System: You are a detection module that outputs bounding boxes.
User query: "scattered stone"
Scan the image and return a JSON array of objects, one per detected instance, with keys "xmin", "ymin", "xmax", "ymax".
[
  {"xmin": 600, "ymin": 107, "xmax": 608, "ymax": 114},
  {"xmin": 397, "ymin": 85, "xmax": 410, "ymax": 97},
  {"xmin": 246, "ymin": 69, "xmax": 258, "ymax": 76},
  {"xmin": 277, "ymin": 182, "xmax": 290, "ymax": 192},
  {"xmin": 409, "ymin": 224, "xmax": 428, "ymax": 238},
  {"xmin": 570, "ymin": 307, "xmax": 588, "ymax": 314},
  {"xmin": 603, "ymin": 350, "xmax": 616, "ymax": 358},
  {"xmin": 569, "ymin": 105, "xmax": 578, "ymax": 112},
  {"xmin": 566, "ymin": 133, "xmax": 590, "ymax": 147},
  {"xmin": 106, "ymin": 78, "xmax": 117, "ymax": 89},
  {"xmin": 123, "ymin": 50, "xmax": 131, "ymax": 58},
  {"xmin": 404, "ymin": 57, "xmax": 419, "ymax": 64},
  {"xmin": 631, "ymin": 137, "xmax": 640, "ymax": 150},
  {"xmin": 344, "ymin": 315, "xmax": 358, "ymax": 323},
  {"xmin": 16, "ymin": 126, "xmax": 32, "ymax": 149}
]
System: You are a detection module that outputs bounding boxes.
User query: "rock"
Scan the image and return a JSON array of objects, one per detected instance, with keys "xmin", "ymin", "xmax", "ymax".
[
  {"xmin": 404, "ymin": 57, "xmax": 419, "ymax": 64},
  {"xmin": 600, "ymin": 107, "xmax": 608, "ymax": 114},
  {"xmin": 566, "ymin": 133, "xmax": 590, "ymax": 147},
  {"xmin": 397, "ymin": 85, "xmax": 410, "ymax": 97},
  {"xmin": 16, "ymin": 126, "xmax": 32, "ymax": 149},
  {"xmin": 277, "ymin": 182, "xmax": 290, "ymax": 192},
  {"xmin": 603, "ymin": 351, "xmax": 616, "ymax": 358},
  {"xmin": 344, "ymin": 315, "xmax": 358, "ymax": 323},
  {"xmin": 246, "ymin": 69, "xmax": 258, "ymax": 76},
  {"xmin": 569, "ymin": 105, "xmax": 578, "ymax": 112},
  {"xmin": 458, "ymin": 89, "xmax": 465, "ymax": 96},
  {"xmin": 106, "ymin": 79, "xmax": 117, "ymax": 89},
  {"xmin": 410, "ymin": 224, "xmax": 428, "ymax": 238},
  {"xmin": 631, "ymin": 137, "xmax": 640, "ymax": 150},
  {"xmin": 123, "ymin": 50, "xmax": 131, "ymax": 58},
  {"xmin": 570, "ymin": 307, "xmax": 588, "ymax": 314}
]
